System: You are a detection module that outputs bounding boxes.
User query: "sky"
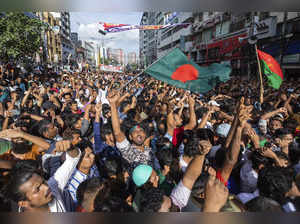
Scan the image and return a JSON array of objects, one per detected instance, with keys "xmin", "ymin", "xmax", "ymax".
[{"xmin": 70, "ymin": 12, "xmax": 143, "ymax": 55}]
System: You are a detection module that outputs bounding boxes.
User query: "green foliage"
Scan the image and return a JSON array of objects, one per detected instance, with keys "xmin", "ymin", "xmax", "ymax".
[{"xmin": 0, "ymin": 12, "xmax": 47, "ymax": 62}]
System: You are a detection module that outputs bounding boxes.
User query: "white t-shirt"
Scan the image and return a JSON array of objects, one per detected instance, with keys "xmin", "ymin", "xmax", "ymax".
[
  {"xmin": 179, "ymin": 155, "xmax": 188, "ymax": 173},
  {"xmin": 170, "ymin": 180, "xmax": 191, "ymax": 210}
]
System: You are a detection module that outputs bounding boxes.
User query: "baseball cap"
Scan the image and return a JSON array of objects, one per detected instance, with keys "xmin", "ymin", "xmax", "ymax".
[
  {"xmin": 132, "ymin": 165, "xmax": 153, "ymax": 187},
  {"xmin": 216, "ymin": 123, "xmax": 231, "ymax": 138}
]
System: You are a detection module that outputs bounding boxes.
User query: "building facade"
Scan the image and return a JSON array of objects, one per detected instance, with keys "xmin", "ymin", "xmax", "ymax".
[
  {"xmin": 107, "ymin": 48, "xmax": 124, "ymax": 65},
  {"xmin": 157, "ymin": 12, "xmax": 194, "ymax": 59},
  {"xmin": 139, "ymin": 12, "xmax": 193, "ymax": 67},
  {"xmin": 127, "ymin": 52, "xmax": 137, "ymax": 64},
  {"xmin": 38, "ymin": 12, "xmax": 62, "ymax": 64},
  {"xmin": 190, "ymin": 12, "xmax": 300, "ymax": 76}
]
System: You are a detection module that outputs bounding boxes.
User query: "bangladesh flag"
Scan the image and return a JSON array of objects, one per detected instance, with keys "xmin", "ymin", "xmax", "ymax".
[
  {"xmin": 144, "ymin": 48, "xmax": 231, "ymax": 94},
  {"xmin": 257, "ymin": 49, "xmax": 283, "ymax": 89}
]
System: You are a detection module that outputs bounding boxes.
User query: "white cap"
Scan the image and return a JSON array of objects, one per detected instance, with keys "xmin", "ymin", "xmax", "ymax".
[{"xmin": 208, "ymin": 100, "xmax": 220, "ymax": 107}]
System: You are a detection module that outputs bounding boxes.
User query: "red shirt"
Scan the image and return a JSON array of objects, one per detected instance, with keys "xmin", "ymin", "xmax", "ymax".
[{"xmin": 172, "ymin": 126, "xmax": 185, "ymax": 147}]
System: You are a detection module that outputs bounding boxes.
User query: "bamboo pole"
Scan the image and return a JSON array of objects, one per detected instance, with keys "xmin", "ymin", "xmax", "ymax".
[{"xmin": 255, "ymin": 44, "xmax": 264, "ymax": 104}]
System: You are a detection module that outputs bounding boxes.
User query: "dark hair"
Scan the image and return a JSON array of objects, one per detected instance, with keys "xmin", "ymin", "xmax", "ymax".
[
  {"xmin": 257, "ymin": 167, "xmax": 294, "ymax": 204},
  {"xmin": 184, "ymin": 137, "xmax": 202, "ymax": 157},
  {"xmin": 102, "ymin": 156, "xmax": 122, "ymax": 178},
  {"xmin": 62, "ymin": 128, "xmax": 81, "ymax": 140},
  {"xmin": 274, "ymin": 128, "xmax": 292, "ymax": 139},
  {"xmin": 94, "ymin": 195, "xmax": 133, "ymax": 212},
  {"xmin": 246, "ymin": 196, "xmax": 283, "ymax": 212},
  {"xmin": 119, "ymin": 100, "xmax": 130, "ymax": 113},
  {"xmin": 288, "ymin": 143, "xmax": 300, "ymax": 165},
  {"xmin": 11, "ymin": 140, "xmax": 32, "ymax": 155},
  {"xmin": 5, "ymin": 170, "xmax": 37, "ymax": 202},
  {"xmin": 195, "ymin": 128, "xmax": 214, "ymax": 145},
  {"xmin": 76, "ymin": 177, "xmax": 102, "ymax": 207},
  {"xmin": 250, "ymin": 151, "xmax": 272, "ymax": 170},
  {"xmin": 37, "ymin": 119, "xmax": 51, "ymax": 137},
  {"xmin": 102, "ymin": 103, "xmax": 110, "ymax": 115},
  {"xmin": 156, "ymin": 119, "xmax": 167, "ymax": 136},
  {"xmin": 140, "ymin": 187, "xmax": 164, "ymax": 212},
  {"xmin": 100, "ymin": 123, "xmax": 113, "ymax": 141},
  {"xmin": 274, "ymin": 151, "xmax": 290, "ymax": 166},
  {"xmin": 93, "ymin": 180, "xmax": 132, "ymax": 212},
  {"xmin": 126, "ymin": 109, "xmax": 137, "ymax": 121},
  {"xmin": 64, "ymin": 114, "xmax": 81, "ymax": 129},
  {"xmin": 156, "ymin": 147, "xmax": 173, "ymax": 168}
]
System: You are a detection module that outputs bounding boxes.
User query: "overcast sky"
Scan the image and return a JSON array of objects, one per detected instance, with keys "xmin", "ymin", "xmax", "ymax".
[{"xmin": 70, "ymin": 12, "xmax": 143, "ymax": 55}]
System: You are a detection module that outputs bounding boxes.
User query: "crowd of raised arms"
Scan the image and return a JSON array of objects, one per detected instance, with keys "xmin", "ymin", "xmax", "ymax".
[{"xmin": 0, "ymin": 68, "xmax": 300, "ymax": 212}]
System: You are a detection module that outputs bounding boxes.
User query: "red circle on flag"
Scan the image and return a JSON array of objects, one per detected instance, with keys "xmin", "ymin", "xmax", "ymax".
[{"xmin": 171, "ymin": 64, "xmax": 199, "ymax": 83}]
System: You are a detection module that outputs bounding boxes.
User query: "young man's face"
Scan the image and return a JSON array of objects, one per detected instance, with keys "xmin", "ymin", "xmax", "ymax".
[
  {"xmin": 19, "ymin": 173, "xmax": 53, "ymax": 209},
  {"xmin": 129, "ymin": 126, "xmax": 146, "ymax": 146},
  {"xmin": 105, "ymin": 133, "xmax": 115, "ymax": 145},
  {"xmin": 270, "ymin": 120, "xmax": 282, "ymax": 133},
  {"xmin": 45, "ymin": 123, "xmax": 58, "ymax": 139},
  {"xmin": 71, "ymin": 103, "xmax": 78, "ymax": 111},
  {"xmin": 80, "ymin": 147, "xmax": 95, "ymax": 170}
]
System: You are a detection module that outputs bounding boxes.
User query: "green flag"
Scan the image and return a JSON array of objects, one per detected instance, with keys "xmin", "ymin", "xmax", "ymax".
[{"xmin": 145, "ymin": 48, "xmax": 231, "ymax": 93}]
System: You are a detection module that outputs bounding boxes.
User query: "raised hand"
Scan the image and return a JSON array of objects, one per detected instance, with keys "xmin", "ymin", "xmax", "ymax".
[
  {"xmin": 199, "ymin": 140, "xmax": 212, "ymax": 155},
  {"xmin": 203, "ymin": 172, "xmax": 229, "ymax": 212},
  {"xmin": 53, "ymin": 140, "xmax": 72, "ymax": 154},
  {"xmin": 107, "ymin": 91, "xmax": 120, "ymax": 105}
]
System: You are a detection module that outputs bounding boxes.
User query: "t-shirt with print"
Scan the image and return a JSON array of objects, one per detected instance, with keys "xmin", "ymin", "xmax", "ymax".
[{"xmin": 116, "ymin": 138, "xmax": 154, "ymax": 172}]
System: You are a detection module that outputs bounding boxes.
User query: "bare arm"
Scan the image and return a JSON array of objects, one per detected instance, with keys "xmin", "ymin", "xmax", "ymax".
[
  {"xmin": 220, "ymin": 101, "xmax": 252, "ymax": 183},
  {"xmin": 260, "ymin": 107, "xmax": 287, "ymax": 120},
  {"xmin": 184, "ymin": 96, "xmax": 196, "ymax": 130},
  {"xmin": 108, "ymin": 93, "xmax": 126, "ymax": 143},
  {"xmin": 182, "ymin": 141, "xmax": 211, "ymax": 190},
  {"xmin": 0, "ymin": 129, "xmax": 50, "ymax": 151},
  {"xmin": 21, "ymin": 88, "xmax": 32, "ymax": 107}
]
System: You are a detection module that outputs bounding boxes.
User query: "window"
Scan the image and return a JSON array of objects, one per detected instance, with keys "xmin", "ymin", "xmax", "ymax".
[{"xmin": 260, "ymin": 12, "xmax": 270, "ymax": 21}]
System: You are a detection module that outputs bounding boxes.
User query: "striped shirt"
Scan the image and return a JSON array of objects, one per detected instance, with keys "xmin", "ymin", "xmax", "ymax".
[{"xmin": 67, "ymin": 165, "xmax": 99, "ymax": 203}]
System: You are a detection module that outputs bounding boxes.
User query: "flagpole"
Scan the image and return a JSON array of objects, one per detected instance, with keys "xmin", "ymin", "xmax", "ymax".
[
  {"xmin": 117, "ymin": 52, "xmax": 171, "ymax": 92},
  {"xmin": 255, "ymin": 44, "xmax": 264, "ymax": 104}
]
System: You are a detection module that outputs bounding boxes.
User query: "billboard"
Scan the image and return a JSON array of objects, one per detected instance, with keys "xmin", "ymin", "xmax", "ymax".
[{"xmin": 100, "ymin": 64, "xmax": 123, "ymax": 73}]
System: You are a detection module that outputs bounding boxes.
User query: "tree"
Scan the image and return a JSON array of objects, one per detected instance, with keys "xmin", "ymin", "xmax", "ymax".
[{"xmin": 0, "ymin": 12, "xmax": 47, "ymax": 63}]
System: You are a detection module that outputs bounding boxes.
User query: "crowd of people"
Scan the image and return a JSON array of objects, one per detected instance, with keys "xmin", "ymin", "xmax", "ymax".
[{"xmin": 0, "ymin": 67, "xmax": 300, "ymax": 212}]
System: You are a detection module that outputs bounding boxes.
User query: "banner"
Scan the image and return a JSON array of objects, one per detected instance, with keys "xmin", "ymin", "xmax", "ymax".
[
  {"xmin": 100, "ymin": 64, "xmax": 123, "ymax": 73},
  {"xmin": 99, "ymin": 22, "xmax": 191, "ymax": 33}
]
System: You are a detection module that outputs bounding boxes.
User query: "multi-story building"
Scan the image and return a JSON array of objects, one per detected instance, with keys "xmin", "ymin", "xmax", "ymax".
[
  {"xmin": 157, "ymin": 12, "xmax": 194, "ymax": 59},
  {"xmin": 190, "ymin": 12, "xmax": 300, "ymax": 76},
  {"xmin": 139, "ymin": 12, "xmax": 194, "ymax": 67},
  {"xmin": 139, "ymin": 12, "xmax": 160, "ymax": 67},
  {"xmin": 107, "ymin": 48, "xmax": 124, "ymax": 65},
  {"xmin": 127, "ymin": 52, "xmax": 137, "ymax": 64},
  {"xmin": 37, "ymin": 12, "xmax": 62, "ymax": 64},
  {"xmin": 51, "ymin": 12, "xmax": 74, "ymax": 65},
  {"xmin": 83, "ymin": 41, "xmax": 96, "ymax": 67}
]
